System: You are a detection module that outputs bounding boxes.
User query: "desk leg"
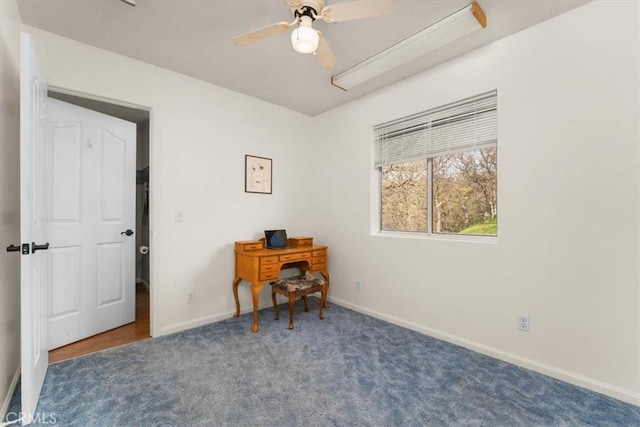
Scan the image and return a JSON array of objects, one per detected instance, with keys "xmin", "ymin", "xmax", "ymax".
[
  {"xmin": 232, "ymin": 277, "xmax": 242, "ymax": 318},
  {"xmin": 250, "ymin": 281, "xmax": 265, "ymax": 333},
  {"xmin": 320, "ymin": 271, "xmax": 331, "ymax": 308}
]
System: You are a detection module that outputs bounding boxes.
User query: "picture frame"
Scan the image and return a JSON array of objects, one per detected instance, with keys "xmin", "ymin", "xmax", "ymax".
[{"xmin": 245, "ymin": 155, "xmax": 272, "ymax": 194}]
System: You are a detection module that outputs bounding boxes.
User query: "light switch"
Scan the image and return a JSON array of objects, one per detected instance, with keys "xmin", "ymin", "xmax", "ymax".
[{"xmin": 175, "ymin": 210, "xmax": 184, "ymax": 222}]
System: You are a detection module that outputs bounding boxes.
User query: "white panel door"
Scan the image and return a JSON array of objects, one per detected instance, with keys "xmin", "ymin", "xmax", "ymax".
[
  {"xmin": 19, "ymin": 32, "xmax": 49, "ymax": 423},
  {"xmin": 46, "ymin": 98, "xmax": 136, "ymax": 350}
]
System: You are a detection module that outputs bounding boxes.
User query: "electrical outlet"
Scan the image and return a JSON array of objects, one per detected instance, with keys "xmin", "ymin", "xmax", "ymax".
[
  {"xmin": 356, "ymin": 280, "xmax": 363, "ymax": 291},
  {"xmin": 517, "ymin": 314, "xmax": 530, "ymax": 332},
  {"xmin": 187, "ymin": 291, "xmax": 195, "ymax": 304}
]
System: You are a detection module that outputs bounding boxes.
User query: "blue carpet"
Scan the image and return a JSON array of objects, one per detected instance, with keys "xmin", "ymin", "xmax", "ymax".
[{"xmin": 4, "ymin": 300, "xmax": 640, "ymax": 426}]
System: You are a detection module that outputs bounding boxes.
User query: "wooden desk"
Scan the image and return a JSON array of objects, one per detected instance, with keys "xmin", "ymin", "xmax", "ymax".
[{"xmin": 233, "ymin": 237, "xmax": 330, "ymax": 332}]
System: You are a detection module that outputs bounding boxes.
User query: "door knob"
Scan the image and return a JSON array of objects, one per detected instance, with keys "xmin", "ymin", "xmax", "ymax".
[
  {"xmin": 121, "ymin": 229, "xmax": 134, "ymax": 236},
  {"xmin": 6, "ymin": 244, "xmax": 20, "ymax": 252},
  {"xmin": 32, "ymin": 242, "xmax": 50, "ymax": 253}
]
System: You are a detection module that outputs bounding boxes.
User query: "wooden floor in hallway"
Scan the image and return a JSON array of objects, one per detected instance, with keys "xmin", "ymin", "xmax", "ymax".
[{"xmin": 49, "ymin": 283, "xmax": 150, "ymax": 364}]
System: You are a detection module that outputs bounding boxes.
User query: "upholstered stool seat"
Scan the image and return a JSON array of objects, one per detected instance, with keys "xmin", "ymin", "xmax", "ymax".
[{"xmin": 270, "ymin": 274, "xmax": 327, "ymax": 329}]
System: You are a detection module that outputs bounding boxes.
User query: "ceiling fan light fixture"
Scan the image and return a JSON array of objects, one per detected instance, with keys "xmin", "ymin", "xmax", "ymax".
[{"xmin": 291, "ymin": 25, "xmax": 319, "ymax": 54}]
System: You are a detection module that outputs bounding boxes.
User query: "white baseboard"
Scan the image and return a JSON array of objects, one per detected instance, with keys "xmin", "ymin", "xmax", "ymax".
[
  {"xmin": 328, "ymin": 296, "xmax": 640, "ymax": 407},
  {"xmin": 158, "ymin": 301, "xmax": 274, "ymax": 336},
  {"xmin": 1, "ymin": 365, "xmax": 20, "ymax": 420}
]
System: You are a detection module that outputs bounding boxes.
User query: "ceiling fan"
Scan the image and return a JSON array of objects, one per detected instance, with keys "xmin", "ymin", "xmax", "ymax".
[{"xmin": 233, "ymin": 0, "xmax": 394, "ymax": 70}]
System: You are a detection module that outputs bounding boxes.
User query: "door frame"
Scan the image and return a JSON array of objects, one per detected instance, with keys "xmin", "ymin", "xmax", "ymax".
[{"xmin": 47, "ymin": 85, "xmax": 156, "ymax": 338}]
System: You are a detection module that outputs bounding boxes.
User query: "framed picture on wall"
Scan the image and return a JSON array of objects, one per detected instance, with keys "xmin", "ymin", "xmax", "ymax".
[{"xmin": 245, "ymin": 155, "xmax": 272, "ymax": 194}]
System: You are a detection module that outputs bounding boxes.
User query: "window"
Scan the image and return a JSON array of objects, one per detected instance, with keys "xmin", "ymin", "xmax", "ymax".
[{"xmin": 375, "ymin": 91, "xmax": 497, "ymax": 236}]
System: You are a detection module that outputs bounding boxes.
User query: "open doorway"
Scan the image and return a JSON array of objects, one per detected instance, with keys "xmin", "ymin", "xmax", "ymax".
[{"xmin": 46, "ymin": 90, "xmax": 151, "ymax": 363}]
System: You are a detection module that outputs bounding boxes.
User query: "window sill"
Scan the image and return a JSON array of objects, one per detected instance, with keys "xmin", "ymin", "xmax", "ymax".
[{"xmin": 372, "ymin": 230, "xmax": 498, "ymax": 244}]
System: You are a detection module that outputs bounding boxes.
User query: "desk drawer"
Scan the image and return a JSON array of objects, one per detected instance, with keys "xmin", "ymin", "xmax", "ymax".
[
  {"xmin": 260, "ymin": 271, "xmax": 278, "ymax": 281},
  {"xmin": 260, "ymin": 264, "xmax": 278, "ymax": 273},
  {"xmin": 236, "ymin": 240, "xmax": 263, "ymax": 251},
  {"xmin": 312, "ymin": 256, "xmax": 326, "ymax": 265},
  {"xmin": 279, "ymin": 253, "xmax": 310, "ymax": 263},
  {"xmin": 261, "ymin": 256, "xmax": 278, "ymax": 265},
  {"xmin": 290, "ymin": 237, "xmax": 313, "ymax": 247},
  {"xmin": 312, "ymin": 250, "xmax": 326, "ymax": 257},
  {"xmin": 311, "ymin": 263, "xmax": 326, "ymax": 272}
]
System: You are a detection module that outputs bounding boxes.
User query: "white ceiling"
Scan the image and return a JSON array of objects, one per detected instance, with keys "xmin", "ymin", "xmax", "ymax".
[{"xmin": 16, "ymin": 0, "xmax": 589, "ymax": 116}]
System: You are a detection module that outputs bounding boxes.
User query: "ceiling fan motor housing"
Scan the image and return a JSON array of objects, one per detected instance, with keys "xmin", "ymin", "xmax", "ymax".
[
  {"xmin": 300, "ymin": 1, "xmax": 325, "ymax": 13},
  {"xmin": 294, "ymin": 5, "xmax": 319, "ymax": 22}
]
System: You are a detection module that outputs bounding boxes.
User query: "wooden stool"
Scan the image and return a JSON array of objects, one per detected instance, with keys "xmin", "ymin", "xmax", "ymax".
[{"xmin": 270, "ymin": 275, "xmax": 327, "ymax": 329}]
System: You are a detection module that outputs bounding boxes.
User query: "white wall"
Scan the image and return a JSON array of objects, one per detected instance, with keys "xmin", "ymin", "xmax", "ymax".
[
  {"xmin": 308, "ymin": 1, "xmax": 640, "ymax": 405},
  {"xmin": 23, "ymin": 25, "xmax": 314, "ymax": 336},
  {"xmin": 0, "ymin": 0, "xmax": 23, "ymax": 415}
]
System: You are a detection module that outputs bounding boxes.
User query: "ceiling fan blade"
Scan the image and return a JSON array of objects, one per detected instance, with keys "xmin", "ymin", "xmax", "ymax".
[
  {"xmin": 315, "ymin": 32, "xmax": 337, "ymax": 69},
  {"xmin": 321, "ymin": 0, "xmax": 393, "ymax": 23},
  {"xmin": 233, "ymin": 21, "xmax": 293, "ymax": 46},
  {"xmin": 285, "ymin": 0, "xmax": 304, "ymax": 10}
]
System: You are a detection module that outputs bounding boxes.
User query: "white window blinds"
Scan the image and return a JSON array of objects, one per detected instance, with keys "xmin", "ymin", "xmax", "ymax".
[{"xmin": 374, "ymin": 91, "xmax": 497, "ymax": 168}]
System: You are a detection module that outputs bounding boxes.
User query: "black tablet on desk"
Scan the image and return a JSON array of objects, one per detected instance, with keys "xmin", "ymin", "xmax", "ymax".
[{"xmin": 265, "ymin": 229, "xmax": 290, "ymax": 249}]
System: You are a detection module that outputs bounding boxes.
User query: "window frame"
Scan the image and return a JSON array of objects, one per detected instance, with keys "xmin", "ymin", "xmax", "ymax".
[{"xmin": 373, "ymin": 91, "xmax": 498, "ymax": 240}]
